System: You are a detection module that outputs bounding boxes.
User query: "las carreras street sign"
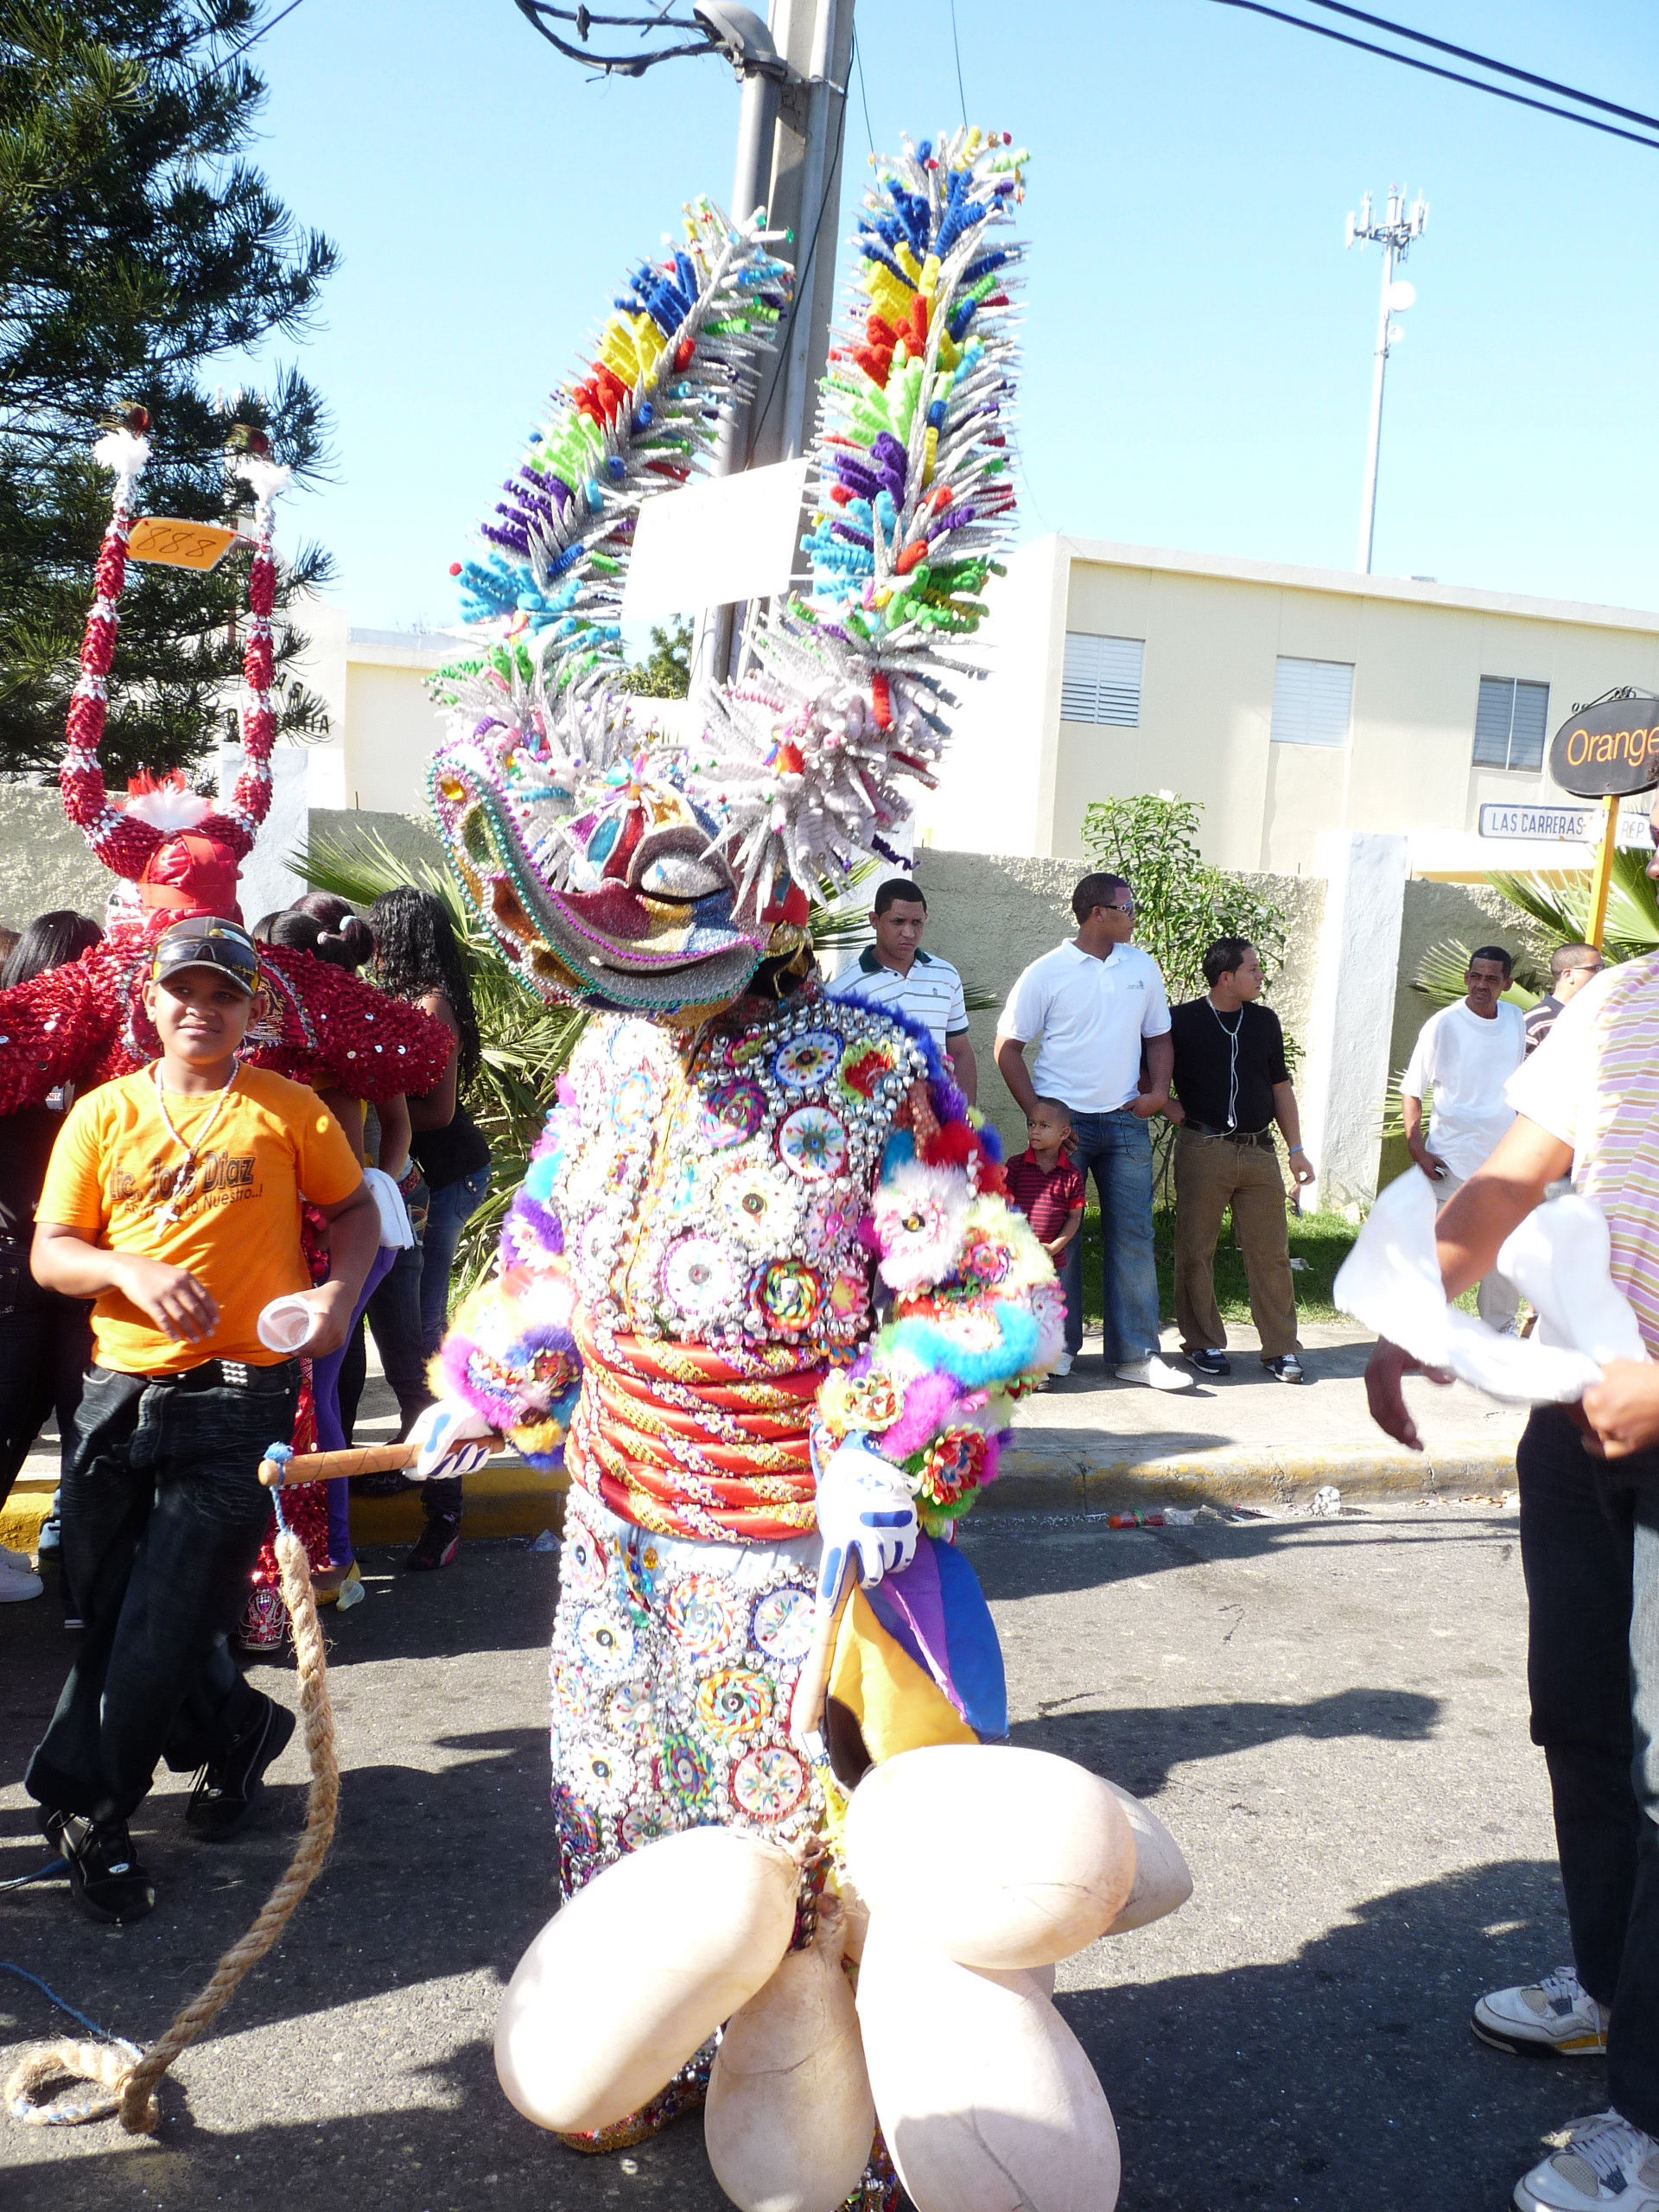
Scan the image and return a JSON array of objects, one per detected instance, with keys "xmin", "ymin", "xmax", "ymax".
[
  {"xmin": 1478, "ymin": 801, "xmax": 1653, "ymax": 845},
  {"xmin": 1548, "ymin": 693, "xmax": 1659, "ymax": 798}
]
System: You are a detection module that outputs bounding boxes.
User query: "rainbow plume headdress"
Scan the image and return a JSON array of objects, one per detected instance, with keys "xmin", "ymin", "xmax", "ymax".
[{"xmin": 429, "ymin": 130, "xmax": 1026, "ymax": 1012}]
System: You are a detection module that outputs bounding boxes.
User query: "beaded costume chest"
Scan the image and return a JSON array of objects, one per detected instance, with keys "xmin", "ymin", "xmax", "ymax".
[{"xmin": 551, "ymin": 995, "xmax": 927, "ymax": 1363}]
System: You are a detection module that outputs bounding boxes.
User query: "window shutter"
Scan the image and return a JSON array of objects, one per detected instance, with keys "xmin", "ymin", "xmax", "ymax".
[
  {"xmin": 1061, "ymin": 632, "xmax": 1144, "ymax": 726},
  {"xmin": 1270, "ymin": 657, "xmax": 1353, "ymax": 747},
  {"xmin": 1473, "ymin": 676, "xmax": 1550, "ymax": 771},
  {"xmin": 1510, "ymin": 679, "xmax": 1549, "ymax": 772}
]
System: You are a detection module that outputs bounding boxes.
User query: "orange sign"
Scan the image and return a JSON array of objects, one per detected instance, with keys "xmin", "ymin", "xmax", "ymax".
[{"xmin": 125, "ymin": 518, "xmax": 238, "ymax": 571}]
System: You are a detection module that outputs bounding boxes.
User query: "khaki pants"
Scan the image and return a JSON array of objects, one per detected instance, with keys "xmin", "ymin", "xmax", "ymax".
[
  {"xmin": 1435, "ymin": 1170, "xmax": 1520, "ymax": 1332},
  {"xmin": 1173, "ymin": 1129, "xmax": 1300, "ymax": 1361}
]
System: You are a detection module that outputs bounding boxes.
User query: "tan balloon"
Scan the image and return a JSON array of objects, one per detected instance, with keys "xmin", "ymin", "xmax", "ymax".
[
  {"xmin": 855, "ymin": 1915, "xmax": 1121, "ymax": 2212},
  {"xmin": 1102, "ymin": 1781, "xmax": 1193, "ymax": 1935},
  {"xmin": 843, "ymin": 1744, "xmax": 1136, "ymax": 1969},
  {"xmin": 704, "ymin": 1907, "xmax": 875, "ymax": 2212},
  {"xmin": 495, "ymin": 1827, "xmax": 798, "ymax": 2134}
]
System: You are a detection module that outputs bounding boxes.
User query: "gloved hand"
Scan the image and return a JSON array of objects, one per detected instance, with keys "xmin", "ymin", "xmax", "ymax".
[
  {"xmin": 814, "ymin": 1435, "xmax": 918, "ymax": 1602},
  {"xmin": 407, "ymin": 1398, "xmax": 495, "ymax": 1483}
]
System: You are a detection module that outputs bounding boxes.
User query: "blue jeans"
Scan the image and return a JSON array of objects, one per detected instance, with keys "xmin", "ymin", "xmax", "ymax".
[
  {"xmin": 420, "ymin": 1166, "xmax": 491, "ymax": 1356},
  {"xmin": 1518, "ymin": 1406, "xmax": 1659, "ymax": 2135},
  {"xmin": 1058, "ymin": 1107, "xmax": 1160, "ymax": 1363}
]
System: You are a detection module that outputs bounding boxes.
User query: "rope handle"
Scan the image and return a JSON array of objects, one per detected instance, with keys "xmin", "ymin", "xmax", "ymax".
[
  {"xmin": 788, "ymin": 1556, "xmax": 854, "ymax": 1758},
  {"xmin": 257, "ymin": 1437, "xmax": 507, "ymax": 1488}
]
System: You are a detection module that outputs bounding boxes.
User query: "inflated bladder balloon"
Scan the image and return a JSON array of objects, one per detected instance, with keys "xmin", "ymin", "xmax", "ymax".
[
  {"xmin": 855, "ymin": 1914, "xmax": 1120, "ymax": 2212},
  {"xmin": 704, "ymin": 1904, "xmax": 874, "ymax": 2212},
  {"xmin": 843, "ymin": 1744, "xmax": 1135, "ymax": 1969},
  {"xmin": 496, "ymin": 1827, "xmax": 798, "ymax": 2134},
  {"xmin": 1102, "ymin": 1781, "xmax": 1193, "ymax": 1935}
]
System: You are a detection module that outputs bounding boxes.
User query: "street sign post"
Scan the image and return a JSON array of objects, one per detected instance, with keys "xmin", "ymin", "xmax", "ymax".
[{"xmin": 1545, "ymin": 693, "xmax": 1659, "ymax": 948}]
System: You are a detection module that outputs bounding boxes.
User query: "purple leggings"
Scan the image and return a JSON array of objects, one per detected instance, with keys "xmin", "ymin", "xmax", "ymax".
[{"xmin": 311, "ymin": 1243, "xmax": 399, "ymax": 1567}]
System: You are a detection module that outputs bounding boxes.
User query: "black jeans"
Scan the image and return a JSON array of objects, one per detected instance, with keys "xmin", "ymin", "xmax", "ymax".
[
  {"xmin": 1518, "ymin": 1405, "xmax": 1659, "ymax": 2134},
  {"xmin": 0, "ymin": 1241, "xmax": 92, "ymax": 1508},
  {"xmin": 26, "ymin": 1359, "xmax": 299, "ymax": 1825}
]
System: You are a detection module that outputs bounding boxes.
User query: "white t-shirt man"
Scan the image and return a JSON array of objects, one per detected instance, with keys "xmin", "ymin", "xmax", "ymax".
[
  {"xmin": 1401, "ymin": 999, "xmax": 1527, "ymax": 1180},
  {"xmin": 996, "ymin": 940, "xmax": 1172, "ymax": 1112}
]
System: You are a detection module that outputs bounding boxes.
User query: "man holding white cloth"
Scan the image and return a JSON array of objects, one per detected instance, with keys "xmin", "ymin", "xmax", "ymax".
[{"xmin": 995, "ymin": 872, "xmax": 1191, "ymax": 1390}]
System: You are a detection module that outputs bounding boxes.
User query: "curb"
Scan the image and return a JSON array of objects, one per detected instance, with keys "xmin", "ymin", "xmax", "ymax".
[{"xmin": 0, "ymin": 1436, "xmax": 1520, "ymax": 1562}]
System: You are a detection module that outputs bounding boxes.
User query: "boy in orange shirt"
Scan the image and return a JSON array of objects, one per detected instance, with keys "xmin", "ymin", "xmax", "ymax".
[{"xmin": 25, "ymin": 917, "xmax": 378, "ymax": 1923}]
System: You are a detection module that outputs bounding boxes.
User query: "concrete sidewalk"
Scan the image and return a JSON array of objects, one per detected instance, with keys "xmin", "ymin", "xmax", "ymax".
[{"xmin": 0, "ymin": 1321, "xmax": 1526, "ymax": 1561}]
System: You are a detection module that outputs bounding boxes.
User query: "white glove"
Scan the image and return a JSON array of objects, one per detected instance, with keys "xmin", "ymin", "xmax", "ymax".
[
  {"xmin": 814, "ymin": 1436, "xmax": 918, "ymax": 1602},
  {"xmin": 407, "ymin": 1398, "xmax": 495, "ymax": 1482}
]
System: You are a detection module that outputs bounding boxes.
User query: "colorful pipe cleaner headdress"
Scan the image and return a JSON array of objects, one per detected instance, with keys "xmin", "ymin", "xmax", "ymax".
[
  {"xmin": 429, "ymin": 130, "xmax": 1026, "ymax": 1013},
  {"xmin": 60, "ymin": 420, "xmax": 291, "ymax": 914}
]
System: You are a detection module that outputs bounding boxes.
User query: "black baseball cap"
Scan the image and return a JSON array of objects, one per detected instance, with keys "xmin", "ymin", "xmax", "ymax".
[{"xmin": 150, "ymin": 916, "xmax": 261, "ymax": 996}]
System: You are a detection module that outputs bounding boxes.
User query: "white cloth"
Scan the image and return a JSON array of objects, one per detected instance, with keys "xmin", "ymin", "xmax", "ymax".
[
  {"xmin": 997, "ymin": 939, "xmax": 1171, "ymax": 1113},
  {"xmin": 361, "ymin": 1165, "xmax": 416, "ymax": 1250},
  {"xmin": 1401, "ymin": 1000, "xmax": 1525, "ymax": 1180},
  {"xmin": 826, "ymin": 947, "xmax": 969, "ymax": 1058},
  {"xmin": 1334, "ymin": 1168, "xmax": 1637, "ymax": 1405}
]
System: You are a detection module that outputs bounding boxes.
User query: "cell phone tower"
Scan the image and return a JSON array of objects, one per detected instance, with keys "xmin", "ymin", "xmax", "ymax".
[{"xmin": 1346, "ymin": 185, "xmax": 1428, "ymax": 575}]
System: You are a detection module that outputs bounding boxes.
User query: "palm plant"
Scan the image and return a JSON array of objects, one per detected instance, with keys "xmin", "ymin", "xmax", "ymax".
[
  {"xmin": 1488, "ymin": 847, "xmax": 1659, "ymax": 963},
  {"xmin": 296, "ymin": 828, "xmax": 585, "ymax": 1295}
]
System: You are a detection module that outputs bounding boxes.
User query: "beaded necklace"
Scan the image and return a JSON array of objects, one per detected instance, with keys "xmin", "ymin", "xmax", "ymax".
[{"xmin": 151, "ymin": 1062, "xmax": 239, "ymax": 1228}]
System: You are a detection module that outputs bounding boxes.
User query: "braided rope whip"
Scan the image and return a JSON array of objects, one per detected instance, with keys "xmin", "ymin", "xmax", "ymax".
[{"xmin": 4, "ymin": 1512, "xmax": 340, "ymax": 2132}]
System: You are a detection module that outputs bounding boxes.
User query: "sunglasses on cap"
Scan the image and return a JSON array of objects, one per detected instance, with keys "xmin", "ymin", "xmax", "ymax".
[{"xmin": 149, "ymin": 917, "xmax": 261, "ymax": 996}]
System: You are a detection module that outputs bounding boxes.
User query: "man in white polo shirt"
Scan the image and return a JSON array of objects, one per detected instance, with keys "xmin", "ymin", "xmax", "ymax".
[
  {"xmin": 995, "ymin": 872, "xmax": 1190, "ymax": 1390},
  {"xmin": 827, "ymin": 877, "xmax": 976, "ymax": 1104}
]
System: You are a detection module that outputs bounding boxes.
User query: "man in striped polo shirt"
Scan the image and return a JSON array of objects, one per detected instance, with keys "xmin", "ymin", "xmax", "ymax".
[
  {"xmin": 1365, "ymin": 810, "xmax": 1659, "ymax": 2212},
  {"xmin": 826, "ymin": 878, "xmax": 977, "ymax": 1105}
]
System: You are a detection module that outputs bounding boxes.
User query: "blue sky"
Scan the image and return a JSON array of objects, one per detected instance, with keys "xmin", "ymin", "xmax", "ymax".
[{"xmin": 235, "ymin": 0, "xmax": 1659, "ymax": 629}]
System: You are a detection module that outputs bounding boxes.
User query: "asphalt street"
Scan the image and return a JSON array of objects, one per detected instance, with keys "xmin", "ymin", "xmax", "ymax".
[{"xmin": 0, "ymin": 1504, "xmax": 1586, "ymax": 2211}]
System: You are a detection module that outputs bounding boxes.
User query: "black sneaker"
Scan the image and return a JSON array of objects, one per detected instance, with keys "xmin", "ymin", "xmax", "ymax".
[
  {"xmin": 404, "ymin": 1510, "xmax": 463, "ymax": 1573},
  {"xmin": 1186, "ymin": 1347, "xmax": 1230, "ymax": 1377},
  {"xmin": 1264, "ymin": 1354, "xmax": 1306, "ymax": 1384},
  {"xmin": 41, "ymin": 1807, "xmax": 155, "ymax": 1925},
  {"xmin": 186, "ymin": 1694, "xmax": 296, "ymax": 1842}
]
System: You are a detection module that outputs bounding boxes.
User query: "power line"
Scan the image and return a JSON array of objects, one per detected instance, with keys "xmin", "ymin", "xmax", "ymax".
[
  {"xmin": 1206, "ymin": 0, "xmax": 1659, "ymax": 152},
  {"xmin": 948, "ymin": 0, "xmax": 969, "ymax": 130},
  {"xmin": 207, "ymin": 0, "xmax": 308, "ymax": 78},
  {"xmin": 1301, "ymin": 0, "xmax": 1659, "ymax": 134},
  {"xmin": 851, "ymin": 21, "xmax": 874, "ymax": 156}
]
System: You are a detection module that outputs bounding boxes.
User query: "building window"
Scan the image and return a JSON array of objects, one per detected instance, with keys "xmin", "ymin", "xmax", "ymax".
[
  {"xmin": 1061, "ymin": 632, "xmax": 1144, "ymax": 726},
  {"xmin": 1472, "ymin": 676, "xmax": 1549, "ymax": 772},
  {"xmin": 1270, "ymin": 656, "xmax": 1354, "ymax": 747}
]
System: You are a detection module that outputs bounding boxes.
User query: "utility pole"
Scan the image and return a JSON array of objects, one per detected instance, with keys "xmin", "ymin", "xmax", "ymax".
[
  {"xmin": 1346, "ymin": 184, "xmax": 1427, "ymax": 575},
  {"xmin": 700, "ymin": 0, "xmax": 854, "ymax": 690}
]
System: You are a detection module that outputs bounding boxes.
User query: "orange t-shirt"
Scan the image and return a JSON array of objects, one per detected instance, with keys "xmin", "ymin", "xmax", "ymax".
[{"xmin": 37, "ymin": 1063, "xmax": 363, "ymax": 1376}]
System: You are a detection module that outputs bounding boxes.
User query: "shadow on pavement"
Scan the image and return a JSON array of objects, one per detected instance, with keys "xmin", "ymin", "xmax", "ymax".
[
  {"xmin": 2, "ymin": 1859, "xmax": 1581, "ymax": 2212},
  {"xmin": 1014, "ymin": 1683, "xmax": 1441, "ymax": 1800}
]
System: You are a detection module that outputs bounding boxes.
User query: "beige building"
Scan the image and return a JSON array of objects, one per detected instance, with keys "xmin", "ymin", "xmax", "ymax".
[
  {"xmin": 293, "ymin": 603, "xmax": 460, "ymax": 818},
  {"xmin": 918, "ymin": 535, "xmax": 1659, "ymax": 878}
]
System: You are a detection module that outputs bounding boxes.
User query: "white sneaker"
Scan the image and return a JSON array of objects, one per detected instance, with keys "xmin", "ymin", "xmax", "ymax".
[
  {"xmin": 1051, "ymin": 1352, "xmax": 1074, "ymax": 1377},
  {"xmin": 1475, "ymin": 1966, "xmax": 1610, "ymax": 2058},
  {"xmin": 1116, "ymin": 1356, "xmax": 1196, "ymax": 1394},
  {"xmin": 0, "ymin": 1560, "xmax": 43, "ymax": 1602},
  {"xmin": 0, "ymin": 1542, "xmax": 33, "ymax": 1573},
  {"xmin": 1516, "ymin": 2110, "xmax": 1659, "ymax": 2210}
]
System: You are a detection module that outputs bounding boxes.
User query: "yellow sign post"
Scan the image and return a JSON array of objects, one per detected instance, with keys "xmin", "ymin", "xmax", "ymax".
[{"xmin": 1586, "ymin": 793, "xmax": 1621, "ymax": 951}]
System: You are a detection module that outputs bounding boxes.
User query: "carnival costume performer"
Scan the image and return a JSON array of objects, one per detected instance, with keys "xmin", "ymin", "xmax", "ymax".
[
  {"xmin": 400, "ymin": 130, "xmax": 1082, "ymax": 2101},
  {"xmin": 0, "ymin": 423, "xmax": 452, "ymax": 1610}
]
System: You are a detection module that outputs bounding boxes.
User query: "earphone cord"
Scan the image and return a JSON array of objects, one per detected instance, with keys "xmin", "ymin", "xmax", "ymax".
[{"xmin": 1210, "ymin": 1001, "xmax": 1242, "ymax": 1128}]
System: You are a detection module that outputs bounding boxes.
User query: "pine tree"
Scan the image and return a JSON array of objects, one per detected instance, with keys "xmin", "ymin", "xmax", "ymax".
[{"xmin": 0, "ymin": 3, "xmax": 338, "ymax": 782}]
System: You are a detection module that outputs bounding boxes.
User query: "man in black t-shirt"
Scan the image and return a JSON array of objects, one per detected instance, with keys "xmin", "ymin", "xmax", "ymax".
[{"xmin": 1165, "ymin": 937, "xmax": 1315, "ymax": 1382}]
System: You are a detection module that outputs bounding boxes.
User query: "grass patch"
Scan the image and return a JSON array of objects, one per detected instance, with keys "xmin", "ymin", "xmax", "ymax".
[{"xmin": 1075, "ymin": 1204, "xmax": 1359, "ymax": 1327}]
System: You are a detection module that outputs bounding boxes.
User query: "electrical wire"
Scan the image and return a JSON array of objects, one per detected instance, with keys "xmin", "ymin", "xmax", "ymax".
[
  {"xmin": 206, "ymin": 0, "xmax": 308, "ymax": 79},
  {"xmin": 1300, "ymin": 0, "xmax": 1659, "ymax": 133},
  {"xmin": 1206, "ymin": 0, "xmax": 1659, "ymax": 152},
  {"xmin": 948, "ymin": 0, "xmax": 969, "ymax": 130},
  {"xmin": 0, "ymin": 1962, "xmax": 142, "ymax": 2058},
  {"xmin": 851, "ymin": 18, "xmax": 875, "ymax": 156}
]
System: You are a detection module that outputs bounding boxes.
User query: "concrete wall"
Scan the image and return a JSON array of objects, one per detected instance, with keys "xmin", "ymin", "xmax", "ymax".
[{"xmin": 0, "ymin": 784, "xmax": 113, "ymax": 931}]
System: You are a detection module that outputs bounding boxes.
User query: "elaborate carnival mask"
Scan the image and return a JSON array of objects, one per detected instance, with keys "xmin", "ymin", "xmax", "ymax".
[{"xmin": 429, "ymin": 135, "xmax": 1027, "ymax": 1020}]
